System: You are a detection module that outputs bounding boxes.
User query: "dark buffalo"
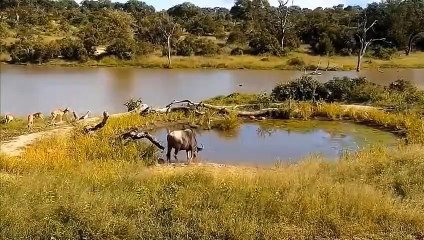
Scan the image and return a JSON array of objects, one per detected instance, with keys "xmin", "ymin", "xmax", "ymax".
[{"xmin": 166, "ymin": 129, "xmax": 204, "ymax": 163}]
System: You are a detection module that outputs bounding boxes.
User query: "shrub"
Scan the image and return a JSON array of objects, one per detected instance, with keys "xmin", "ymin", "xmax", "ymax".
[
  {"xmin": 0, "ymin": 22, "xmax": 11, "ymax": 38},
  {"xmin": 176, "ymin": 36, "xmax": 219, "ymax": 56},
  {"xmin": 137, "ymin": 41, "xmax": 155, "ymax": 55},
  {"xmin": 249, "ymin": 32, "xmax": 282, "ymax": 56},
  {"xmin": 287, "ymin": 57, "xmax": 305, "ymax": 66},
  {"xmin": 211, "ymin": 112, "xmax": 240, "ymax": 131},
  {"xmin": 389, "ymin": 79, "xmax": 417, "ymax": 92},
  {"xmin": 106, "ymin": 38, "xmax": 137, "ymax": 60},
  {"xmin": 348, "ymin": 81, "xmax": 385, "ymax": 103},
  {"xmin": 227, "ymin": 28, "xmax": 248, "ymax": 45},
  {"xmin": 58, "ymin": 38, "xmax": 88, "ymax": 61},
  {"xmin": 371, "ymin": 46, "xmax": 397, "ymax": 60},
  {"xmin": 230, "ymin": 47, "xmax": 244, "ymax": 56},
  {"xmin": 194, "ymin": 38, "xmax": 219, "ymax": 56},
  {"xmin": 272, "ymin": 76, "xmax": 328, "ymax": 101},
  {"xmin": 9, "ymin": 38, "xmax": 60, "ymax": 64},
  {"xmin": 124, "ymin": 98, "xmax": 143, "ymax": 112},
  {"xmin": 315, "ymin": 34, "xmax": 335, "ymax": 55},
  {"xmin": 176, "ymin": 35, "xmax": 196, "ymax": 56}
]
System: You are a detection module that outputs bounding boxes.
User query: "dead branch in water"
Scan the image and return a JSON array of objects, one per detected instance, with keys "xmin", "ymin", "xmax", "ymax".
[
  {"xmin": 121, "ymin": 130, "xmax": 165, "ymax": 150},
  {"xmin": 130, "ymin": 97, "xmax": 285, "ymax": 117}
]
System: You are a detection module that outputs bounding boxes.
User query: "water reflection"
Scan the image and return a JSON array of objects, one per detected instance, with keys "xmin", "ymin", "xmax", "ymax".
[{"xmin": 151, "ymin": 120, "xmax": 397, "ymax": 165}]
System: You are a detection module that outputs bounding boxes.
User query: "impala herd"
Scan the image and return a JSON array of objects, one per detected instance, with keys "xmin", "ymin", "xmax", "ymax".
[{"xmin": 2, "ymin": 107, "xmax": 90, "ymax": 129}]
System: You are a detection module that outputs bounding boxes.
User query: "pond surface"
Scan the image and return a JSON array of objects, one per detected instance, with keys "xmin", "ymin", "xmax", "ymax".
[
  {"xmin": 1, "ymin": 65, "xmax": 423, "ymax": 115},
  {"xmin": 151, "ymin": 120, "xmax": 398, "ymax": 165}
]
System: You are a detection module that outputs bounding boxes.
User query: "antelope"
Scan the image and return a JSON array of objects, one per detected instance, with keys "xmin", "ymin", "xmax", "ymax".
[
  {"xmin": 27, "ymin": 112, "xmax": 44, "ymax": 129},
  {"xmin": 32, "ymin": 112, "xmax": 44, "ymax": 119},
  {"xmin": 27, "ymin": 114, "xmax": 34, "ymax": 129},
  {"xmin": 166, "ymin": 129, "xmax": 204, "ymax": 164},
  {"xmin": 4, "ymin": 114, "xmax": 14, "ymax": 124},
  {"xmin": 51, "ymin": 107, "xmax": 70, "ymax": 125}
]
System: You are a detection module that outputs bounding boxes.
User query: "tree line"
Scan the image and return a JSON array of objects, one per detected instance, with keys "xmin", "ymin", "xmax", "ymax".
[{"xmin": 0, "ymin": 0, "xmax": 423, "ymax": 70}]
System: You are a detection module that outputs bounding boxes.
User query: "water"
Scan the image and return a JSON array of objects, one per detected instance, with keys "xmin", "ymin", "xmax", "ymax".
[
  {"xmin": 151, "ymin": 120, "xmax": 398, "ymax": 165},
  {"xmin": 1, "ymin": 65, "xmax": 423, "ymax": 115}
]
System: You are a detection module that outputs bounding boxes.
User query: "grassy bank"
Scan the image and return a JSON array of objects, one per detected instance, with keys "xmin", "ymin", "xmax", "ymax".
[
  {"xmin": 1, "ymin": 98, "xmax": 423, "ymax": 238},
  {"xmin": 1, "ymin": 144, "xmax": 423, "ymax": 239},
  {"xmin": 3, "ymin": 52, "xmax": 424, "ymax": 70}
]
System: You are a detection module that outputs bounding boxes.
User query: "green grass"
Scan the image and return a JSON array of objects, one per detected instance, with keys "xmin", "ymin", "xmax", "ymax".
[{"xmin": 204, "ymin": 93, "xmax": 260, "ymax": 105}]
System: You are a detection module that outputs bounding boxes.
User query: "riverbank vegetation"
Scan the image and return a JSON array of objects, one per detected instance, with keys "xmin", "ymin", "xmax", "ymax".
[
  {"xmin": 1, "ymin": 134, "xmax": 423, "ymax": 238},
  {"xmin": 1, "ymin": 76, "xmax": 423, "ymax": 238},
  {"xmin": 1, "ymin": 0, "xmax": 423, "ymax": 70}
]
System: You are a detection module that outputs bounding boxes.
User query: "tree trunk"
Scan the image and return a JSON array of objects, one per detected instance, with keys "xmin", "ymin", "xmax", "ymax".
[
  {"xmin": 356, "ymin": 51, "xmax": 362, "ymax": 72},
  {"xmin": 281, "ymin": 35, "xmax": 285, "ymax": 50},
  {"xmin": 406, "ymin": 33, "xmax": 415, "ymax": 56},
  {"xmin": 167, "ymin": 36, "xmax": 171, "ymax": 67},
  {"xmin": 406, "ymin": 32, "xmax": 424, "ymax": 56}
]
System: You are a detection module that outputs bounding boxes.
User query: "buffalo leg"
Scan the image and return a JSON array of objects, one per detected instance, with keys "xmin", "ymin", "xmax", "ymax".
[
  {"xmin": 166, "ymin": 146, "xmax": 172, "ymax": 164},
  {"xmin": 174, "ymin": 149, "xmax": 179, "ymax": 163},
  {"xmin": 186, "ymin": 151, "xmax": 192, "ymax": 164}
]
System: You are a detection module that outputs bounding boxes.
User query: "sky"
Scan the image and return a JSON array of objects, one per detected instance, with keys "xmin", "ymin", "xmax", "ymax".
[{"xmin": 135, "ymin": 0, "xmax": 375, "ymax": 11}]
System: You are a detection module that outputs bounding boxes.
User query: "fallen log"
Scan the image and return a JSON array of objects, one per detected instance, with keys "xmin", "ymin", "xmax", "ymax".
[{"xmin": 138, "ymin": 99, "xmax": 286, "ymax": 118}]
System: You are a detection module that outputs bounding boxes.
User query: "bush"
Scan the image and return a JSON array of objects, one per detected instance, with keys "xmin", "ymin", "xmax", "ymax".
[
  {"xmin": 0, "ymin": 22, "xmax": 11, "ymax": 38},
  {"xmin": 9, "ymin": 38, "xmax": 60, "ymax": 64},
  {"xmin": 230, "ymin": 47, "xmax": 244, "ymax": 56},
  {"xmin": 176, "ymin": 36, "xmax": 219, "ymax": 56},
  {"xmin": 324, "ymin": 77, "xmax": 367, "ymax": 102},
  {"xmin": 57, "ymin": 38, "xmax": 88, "ymax": 61},
  {"xmin": 176, "ymin": 35, "xmax": 196, "ymax": 56},
  {"xmin": 249, "ymin": 32, "xmax": 282, "ymax": 56},
  {"xmin": 272, "ymin": 76, "xmax": 328, "ymax": 101},
  {"xmin": 137, "ymin": 41, "xmax": 155, "ymax": 55},
  {"xmin": 371, "ymin": 46, "xmax": 397, "ymax": 60},
  {"xmin": 388, "ymin": 79, "xmax": 424, "ymax": 105},
  {"xmin": 287, "ymin": 57, "xmax": 305, "ymax": 66},
  {"xmin": 227, "ymin": 28, "xmax": 248, "ymax": 45},
  {"xmin": 106, "ymin": 38, "xmax": 137, "ymax": 60},
  {"xmin": 315, "ymin": 34, "xmax": 335, "ymax": 55},
  {"xmin": 194, "ymin": 38, "xmax": 219, "ymax": 56},
  {"xmin": 211, "ymin": 112, "xmax": 240, "ymax": 131},
  {"xmin": 124, "ymin": 98, "xmax": 143, "ymax": 112},
  {"xmin": 389, "ymin": 79, "xmax": 417, "ymax": 92}
]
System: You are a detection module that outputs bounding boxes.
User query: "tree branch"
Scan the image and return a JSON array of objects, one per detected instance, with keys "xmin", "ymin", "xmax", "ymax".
[
  {"xmin": 84, "ymin": 111, "xmax": 110, "ymax": 134},
  {"xmin": 121, "ymin": 131, "xmax": 165, "ymax": 150}
]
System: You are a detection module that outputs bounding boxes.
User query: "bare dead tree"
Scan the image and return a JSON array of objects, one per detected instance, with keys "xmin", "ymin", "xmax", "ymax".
[
  {"xmin": 277, "ymin": 0, "xmax": 294, "ymax": 50},
  {"xmin": 355, "ymin": 12, "xmax": 386, "ymax": 72},
  {"xmin": 158, "ymin": 13, "xmax": 178, "ymax": 67}
]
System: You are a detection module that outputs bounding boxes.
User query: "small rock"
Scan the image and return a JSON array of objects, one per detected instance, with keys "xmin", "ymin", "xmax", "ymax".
[
  {"xmin": 249, "ymin": 116, "xmax": 256, "ymax": 120},
  {"xmin": 258, "ymin": 117, "xmax": 266, "ymax": 120}
]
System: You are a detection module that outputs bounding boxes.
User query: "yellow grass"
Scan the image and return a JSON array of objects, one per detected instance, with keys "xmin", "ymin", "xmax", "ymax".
[
  {"xmin": 43, "ymin": 51, "xmax": 424, "ymax": 70},
  {"xmin": 1, "ymin": 103, "xmax": 423, "ymax": 238}
]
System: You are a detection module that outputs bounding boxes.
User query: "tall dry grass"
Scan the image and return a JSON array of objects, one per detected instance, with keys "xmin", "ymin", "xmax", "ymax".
[
  {"xmin": 0, "ymin": 145, "xmax": 423, "ymax": 239},
  {"xmin": 1, "ymin": 101, "xmax": 423, "ymax": 239},
  {"xmin": 46, "ymin": 52, "xmax": 424, "ymax": 70}
]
